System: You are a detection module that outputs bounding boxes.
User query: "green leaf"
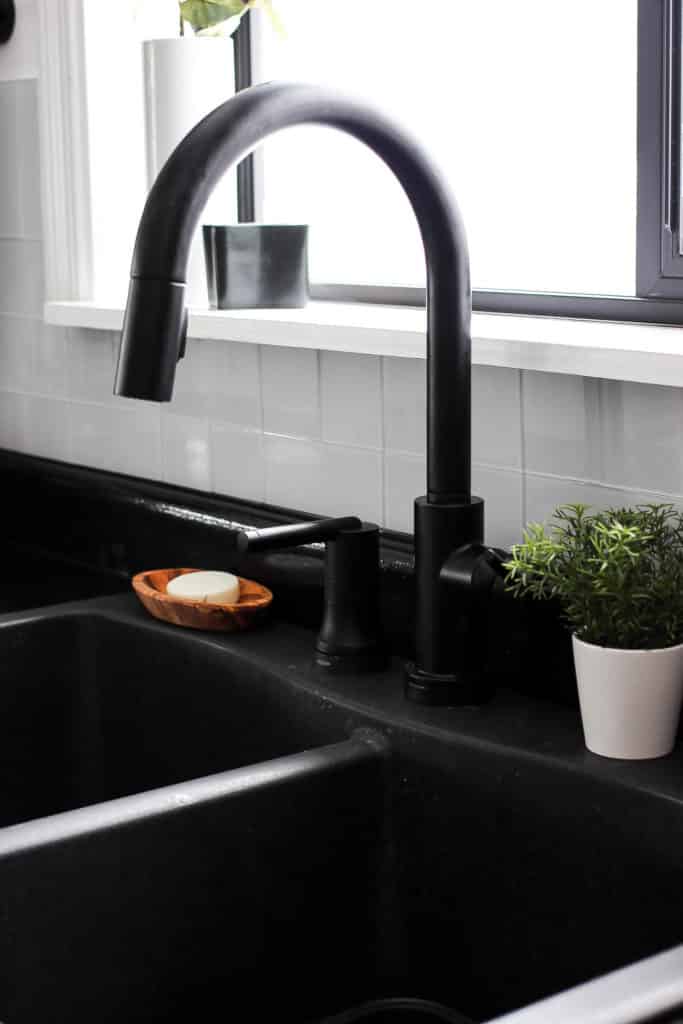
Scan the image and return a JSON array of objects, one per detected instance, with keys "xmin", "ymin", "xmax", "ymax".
[
  {"xmin": 179, "ymin": 0, "xmax": 248, "ymax": 33},
  {"xmin": 504, "ymin": 502, "xmax": 683, "ymax": 649},
  {"xmin": 179, "ymin": 0, "xmax": 285, "ymax": 37}
]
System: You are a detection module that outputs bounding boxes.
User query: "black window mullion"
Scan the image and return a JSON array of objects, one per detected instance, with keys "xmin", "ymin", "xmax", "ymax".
[
  {"xmin": 637, "ymin": 0, "xmax": 683, "ymax": 296},
  {"xmin": 233, "ymin": 12, "xmax": 256, "ymax": 223}
]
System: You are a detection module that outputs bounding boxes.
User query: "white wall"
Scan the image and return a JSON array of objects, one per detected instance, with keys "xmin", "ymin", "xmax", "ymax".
[{"xmin": 0, "ymin": 35, "xmax": 682, "ymax": 549}]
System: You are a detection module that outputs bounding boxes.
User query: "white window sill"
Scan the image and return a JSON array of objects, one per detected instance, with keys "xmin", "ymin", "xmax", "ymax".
[{"xmin": 44, "ymin": 299, "xmax": 683, "ymax": 387}]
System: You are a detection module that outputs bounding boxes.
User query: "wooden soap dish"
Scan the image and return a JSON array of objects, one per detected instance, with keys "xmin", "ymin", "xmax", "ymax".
[{"xmin": 132, "ymin": 568, "xmax": 273, "ymax": 633}]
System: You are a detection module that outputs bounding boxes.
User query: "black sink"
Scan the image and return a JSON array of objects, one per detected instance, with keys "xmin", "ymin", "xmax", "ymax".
[
  {"xmin": 0, "ymin": 546, "xmax": 127, "ymax": 615},
  {"xmin": 0, "ymin": 733, "xmax": 389, "ymax": 1024},
  {"xmin": 0, "ymin": 604, "xmax": 344, "ymax": 828},
  {"xmin": 2, "ymin": 594, "xmax": 683, "ymax": 1023}
]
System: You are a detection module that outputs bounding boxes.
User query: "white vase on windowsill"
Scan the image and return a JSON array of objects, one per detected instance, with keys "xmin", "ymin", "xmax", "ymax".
[{"xmin": 143, "ymin": 35, "xmax": 236, "ymax": 307}]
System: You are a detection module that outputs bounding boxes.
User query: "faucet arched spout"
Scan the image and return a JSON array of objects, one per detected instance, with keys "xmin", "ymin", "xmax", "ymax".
[{"xmin": 115, "ymin": 80, "xmax": 472, "ymax": 504}]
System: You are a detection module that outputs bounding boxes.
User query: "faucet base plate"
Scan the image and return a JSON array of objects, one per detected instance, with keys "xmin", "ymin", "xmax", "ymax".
[
  {"xmin": 404, "ymin": 662, "xmax": 487, "ymax": 706},
  {"xmin": 315, "ymin": 646, "xmax": 388, "ymax": 674}
]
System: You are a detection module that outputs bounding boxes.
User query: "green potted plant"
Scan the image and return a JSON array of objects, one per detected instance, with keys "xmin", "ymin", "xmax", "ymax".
[{"xmin": 504, "ymin": 503, "xmax": 683, "ymax": 760}]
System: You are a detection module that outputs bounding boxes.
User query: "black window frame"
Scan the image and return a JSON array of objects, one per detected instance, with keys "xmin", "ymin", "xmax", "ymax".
[
  {"xmin": 236, "ymin": 3, "xmax": 683, "ymax": 326},
  {"xmin": 637, "ymin": 0, "xmax": 683, "ymax": 297},
  {"xmin": 233, "ymin": 14, "xmax": 255, "ymax": 223}
]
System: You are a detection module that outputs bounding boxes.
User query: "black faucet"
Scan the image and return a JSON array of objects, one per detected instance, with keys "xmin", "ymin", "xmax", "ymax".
[{"xmin": 115, "ymin": 80, "xmax": 497, "ymax": 705}]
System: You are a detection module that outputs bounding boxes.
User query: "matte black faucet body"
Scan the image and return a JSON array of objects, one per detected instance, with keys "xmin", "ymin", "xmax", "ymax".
[{"xmin": 116, "ymin": 81, "xmax": 485, "ymax": 703}]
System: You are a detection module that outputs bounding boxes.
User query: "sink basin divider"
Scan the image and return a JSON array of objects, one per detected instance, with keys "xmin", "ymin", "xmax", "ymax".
[
  {"xmin": 0, "ymin": 732, "xmax": 391, "ymax": 1022},
  {"xmin": 487, "ymin": 941, "xmax": 683, "ymax": 1024},
  {"xmin": 0, "ymin": 733, "xmax": 386, "ymax": 861}
]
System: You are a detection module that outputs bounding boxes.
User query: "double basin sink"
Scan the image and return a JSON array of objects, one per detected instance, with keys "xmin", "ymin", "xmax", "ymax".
[{"xmin": 3, "ymin": 563, "xmax": 683, "ymax": 1022}]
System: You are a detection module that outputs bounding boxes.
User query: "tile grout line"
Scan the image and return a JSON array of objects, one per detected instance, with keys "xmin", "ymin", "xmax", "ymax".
[
  {"xmin": 523, "ymin": 466, "xmax": 683, "ymax": 503},
  {"xmin": 255, "ymin": 343, "xmax": 267, "ymax": 501},
  {"xmin": 518, "ymin": 368, "xmax": 528, "ymax": 533},
  {"xmin": 255, "ymin": 343, "xmax": 266, "ymax": 435},
  {"xmin": 380, "ymin": 356, "xmax": 388, "ymax": 528},
  {"xmin": 315, "ymin": 348, "xmax": 323, "ymax": 442},
  {"xmin": 0, "ymin": 235, "xmax": 43, "ymax": 244}
]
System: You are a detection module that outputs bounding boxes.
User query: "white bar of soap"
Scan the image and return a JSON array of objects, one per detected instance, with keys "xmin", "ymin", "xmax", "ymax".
[{"xmin": 166, "ymin": 571, "xmax": 240, "ymax": 604}]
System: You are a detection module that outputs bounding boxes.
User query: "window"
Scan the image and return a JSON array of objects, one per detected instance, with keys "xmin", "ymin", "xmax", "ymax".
[
  {"xmin": 637, "ymin": 0, "xmax": 683, "ymax": 297},
  {"xmin": 234, "ymin": 0, "xmax": 683, "ymax": 324},
  {"xmin": 256, "ymin": 0, "xmax": 636, "ymax": 294},
  {"xmin": 40, "ymin": 0, "xmax": 683, "ymax": 328}
]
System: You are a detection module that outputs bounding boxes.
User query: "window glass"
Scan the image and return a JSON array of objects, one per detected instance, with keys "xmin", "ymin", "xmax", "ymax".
[{"xmin": 256, "ymin": 0, "xmax": 637, "ymax": 295}]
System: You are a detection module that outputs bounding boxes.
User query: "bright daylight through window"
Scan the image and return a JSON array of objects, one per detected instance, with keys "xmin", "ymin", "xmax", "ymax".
[{"xmin": 254, "ymin": 0, "xmax": 637, "ymax": 297}]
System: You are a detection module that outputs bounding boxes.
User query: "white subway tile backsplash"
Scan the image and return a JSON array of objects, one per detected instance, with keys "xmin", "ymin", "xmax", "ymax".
[
  {"xmin": 320, "ymin": 351, "xmax": 382, "ymax": 448},
  {"xmin": 472, "ymin": 366, "xmax": 522, "ymax": 468},
  {"xmin": 161, "ymin": 412, "xmax": 211, "ymax": 491},
  {"xmin": 0, "ymin": 314, "xmax": 36, "ymax": 391},
  {"xmin": 0, "ymin": 88, "xmax": 20, "ymax": 238},
  {"xmin": 22, "ymin": 394, "xmax": 69, "ymax": 461},
  {"xmin": 472, "ymin": 465, "xmax": 523, "ymax": 550},
  {"xmin": 0, "ymin": 239, "xmax": 44, "ymax": 316},
  {"xmin": 523, "ymin": 370, "xmax": 593, "ymax": 479},
  {"xmin": 523, "ymin": 373, "xmax": 683, "ymax": 499},
  {"xmin": 211, "ymin": 423, "xmax": 265, "ymax": 502},
  {"xmin": 69, "ymin": 401, "xmax": 161, "ymax": 480},
  {"xmin": 383, "ymin": 357, "xmax": 426, "ymax": 455},
  {"xmin": 13, "ymin": 81, "xmax": 41, "ymax": 240},
  {"xmin": 611, "ymin": 381, "xmax": 683, "ymax": 495},
  {"xmin": 7, "ymin": 315, "xmax": 683, "ymax": 549},
  {"xmin": 264, "ymin": 434, "xmax": 383, "ymax": 522},
  {"xmin": 32, "ymin": 323, "xmax": 68, "ymax": 397},
  {"xmin": 524, "ymin": 473, "xmax": 644, "ymax": 529},
  {"xmin": 261, "ymin": 345, "xmax": 319, "ymax": 438},
  {"xmin": 0, "ymin": 392, "xmax": 67, "ymax": 461},
  {"xmin": 67, "ymin": 328, "xmax": 116, "ymax": 403},
  {"xmin": 383, "ymin": 450, "xmax": 424, "ymax": 532},
  {"xmin": 166, "ymin": 339, "xmax": 205, "ymax": 418},
  {"xmin": 0, "ymin": 82, "xmax": 39, "ymax": 239},
  {"xmin": 383, "ymin": 363, "xmax": 522, "ymax": 467},
  {"xmin": 0, "ymin": 391, "xmax": 27, "ymax": 451},
  {"xmin": 171, "ymin": 338, "xmax": 261, "ymax": 427}
]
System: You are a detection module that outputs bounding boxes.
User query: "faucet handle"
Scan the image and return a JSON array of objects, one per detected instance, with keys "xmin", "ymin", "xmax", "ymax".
[
  {"xmin": 441, "ymin": 543, "xmax": 509, "ymax": 598},
  {"xmin": 236, "ymin": 516, "xmax": 361, "ymax": 554},
  {"xmin": 409, "ymin": 542, "xmax": 511, "ymax": 705}
]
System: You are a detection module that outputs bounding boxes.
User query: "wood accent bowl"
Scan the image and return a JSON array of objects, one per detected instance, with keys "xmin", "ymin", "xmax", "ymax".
[{"xmin": 132, "ymin": 568, "xmax": 273, "ymax": 633}]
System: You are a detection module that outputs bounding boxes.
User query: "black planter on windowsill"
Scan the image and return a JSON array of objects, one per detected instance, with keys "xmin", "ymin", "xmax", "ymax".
[{"xmin": 203, "ymin": 224, "xmax": 309, "ymax": 309}]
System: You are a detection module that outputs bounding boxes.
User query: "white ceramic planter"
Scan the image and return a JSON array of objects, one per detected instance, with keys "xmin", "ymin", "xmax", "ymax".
[
  {"xmin": 572, "ymin": 635, "xmax": 683, "ymax": 759},
  {"xmin": 143, "ymin": 37, "xmax": 236, "ymax": 306}
]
